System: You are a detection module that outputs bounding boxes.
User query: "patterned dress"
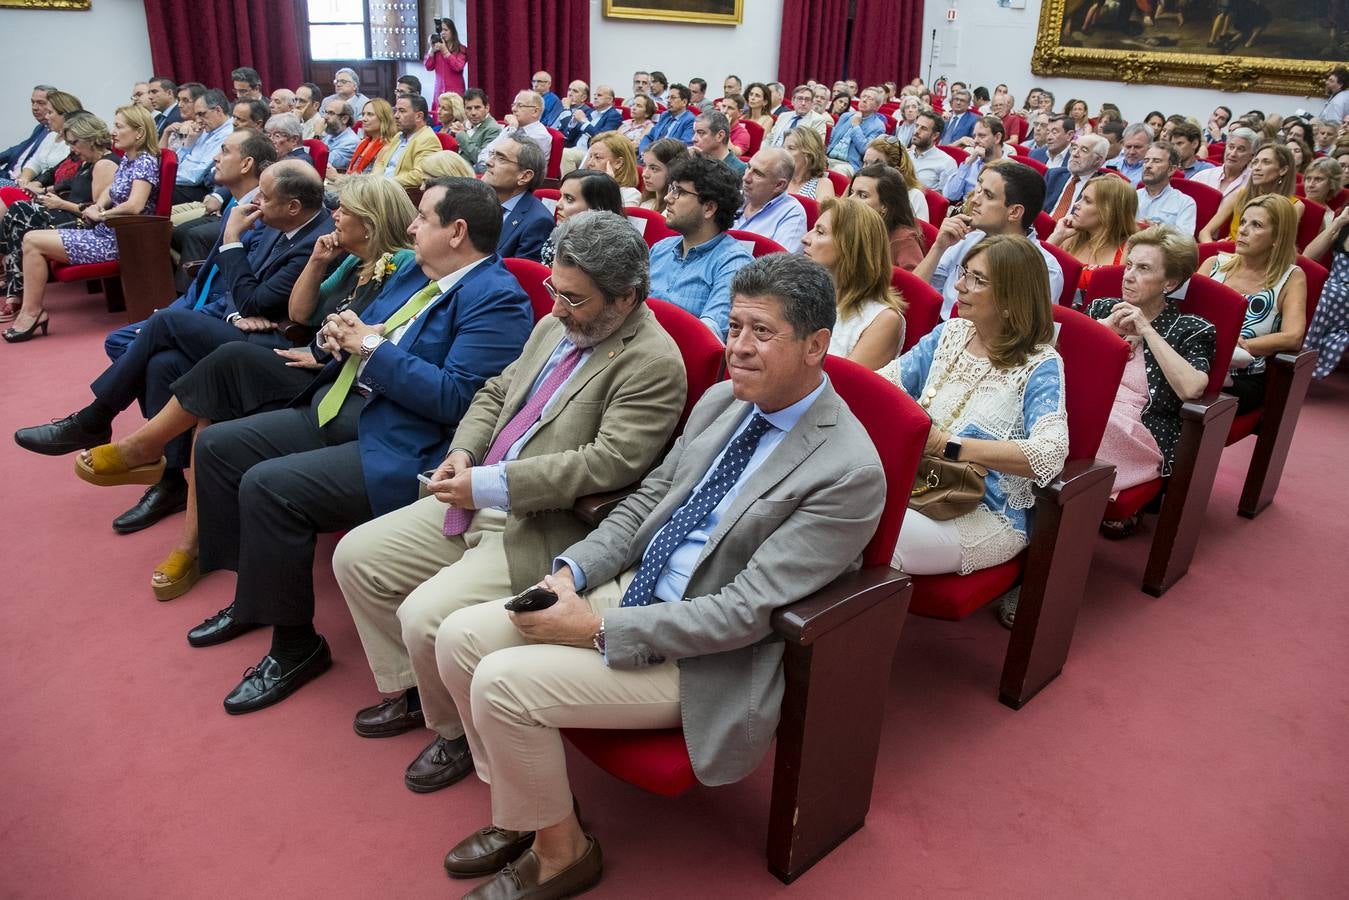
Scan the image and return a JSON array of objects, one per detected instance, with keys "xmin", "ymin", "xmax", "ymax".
[
  {"xmin": 59, "ymin": 153, "xmax": 159, "ymax": 265},
  {"xmin": 1306, "ymin": 238, "xmax": 1349, "ymax": 379}
]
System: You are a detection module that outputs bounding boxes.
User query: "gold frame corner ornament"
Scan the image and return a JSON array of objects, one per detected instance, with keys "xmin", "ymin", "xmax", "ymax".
[
  {"xmin": 0, "ymin": 0, "xmax": 91, "ymax": 8},
  {"xmin": 602, "ymin": 0, "xmax": 743, "ymax": 26},
  {"xmin": 1031, "ymin": 0, "xmax": 1327, "ymax": 96}
]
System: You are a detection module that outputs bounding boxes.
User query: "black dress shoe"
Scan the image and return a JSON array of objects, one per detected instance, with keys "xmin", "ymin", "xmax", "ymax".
[
  {"xmin": 353, "ymin": 691, "xmax": 425, "ymax": 738},
  {"xmin": 223, "ymin": 635, "xmax": 332, "ymax": 715},
  {"xmin": 444, "ymin": 826, "xmax": 535, "ymax": 878},
  {"xmin": 405, "ymin": 734, "xmax": 474, "ymax": 793},
  {"xmin": 14, "ymin": 414, "xmax": 111, "ymax": 456},
  {"xmin": 112, "ymin": 478, "xmax": 188, "ymax": 534},
  {"xmin": 187, "ymin": 603, "xmax": 259, "ymax": 648}
]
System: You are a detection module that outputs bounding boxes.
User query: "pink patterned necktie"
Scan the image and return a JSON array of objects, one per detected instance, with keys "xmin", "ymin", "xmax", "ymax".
[{"xmin": 443, "ymin": 347, "xmax": 585, "ymax": 535}]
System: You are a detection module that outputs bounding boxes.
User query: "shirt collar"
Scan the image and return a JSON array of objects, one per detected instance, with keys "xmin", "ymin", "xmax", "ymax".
[
  {"xmin": 675, "ymin": 230, "xmax": 730, "ymax": 259},
  {"xmin": 285, "ymin": 210, "xmax": 323, "ymax": 240},
  {"xmin": 754, "ymin": 375, "xmax": 828, "ymax": 433},
  {"xmin": 501, "ymin": 192, "xmax": 525, "ymax": 214},
  {"xmin": 434, "ymin": 256, "xmax": 489, "ymax": 294}
]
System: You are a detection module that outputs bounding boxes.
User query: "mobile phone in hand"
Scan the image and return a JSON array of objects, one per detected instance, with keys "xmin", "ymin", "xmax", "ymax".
[
  {"xmin": 417, "ymin": 469, "xmax": 437, "ymax": 487},
  {"xmin": 504, "ymin": 586, "xmax": 559, "ymax": 613}
]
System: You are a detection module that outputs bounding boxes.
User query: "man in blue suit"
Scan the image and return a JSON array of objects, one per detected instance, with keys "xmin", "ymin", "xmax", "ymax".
[
  {"xmin": 637, "ymin": 84, "xmax": 696, "ymax": 155},
  {"xmin": 533, "ymin": 71, "xmax": 562, "ymax": 129},
  {"xmin": 0, "ymin": 85, "xmax": 55, "ymax": 172},
  {"xmin": 483, "ymin": 133, "xmax": 554, "ymax": 261},
  {"xmin": 557, "ymin": 84, "xmax": 621, "ymax": 150},
  {"xmin": 941, "ymin": 88, "xmax": 977, "ymax": 145},
  {"xmin": 184, "ymin": 177, "xmax": 534, "ymax": 715},
  {"xmin": 14, "ymin": 157, "xmax": 332, "ymax": 534}
]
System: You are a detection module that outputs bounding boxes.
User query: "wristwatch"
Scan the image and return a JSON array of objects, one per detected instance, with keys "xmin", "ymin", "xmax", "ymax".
[
  {"xmin": 359, "ymin": 333, "xmax": 384, "ymax": 360},
  {"xmin": 943, "ymin": 435, "xmax": 963, "ymax": 461}
]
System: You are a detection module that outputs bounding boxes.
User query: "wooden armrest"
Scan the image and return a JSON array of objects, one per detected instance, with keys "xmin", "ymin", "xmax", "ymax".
[
  {"xmin": 1269, "ymin": 348, "xmax": 1318, "ymax": 374},
  {"xmin": 772, "ymin": 566, "xmax": 909, "ymax": 647},
  {"xmin": 573, "ymin": 486, "xmax": 637, "ymax": 527},
  {"xmin": 106, "ymin": 213, "xmax": 170, "ymax": 230},
  {"xmin": 182, "ymin": 259, "xmax": 206, "ymax": 279},
  {"xmin": 1034, "ymin": 459, "xmax": 1116, "ymax": 506},
  {"xmin": 280, "ymin": 320, "xmax": 318, "ymax": 344},
  {"xmin": 1181, "ymin": 391, "xmax": 1238, "ymax": 425}
]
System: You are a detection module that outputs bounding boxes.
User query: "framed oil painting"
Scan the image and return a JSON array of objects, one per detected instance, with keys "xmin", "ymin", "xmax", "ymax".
[
  {"xmin": 0, "ymin": 0, "xmax": 90, "ymax": 7},
  {"xmin": 603, "ymin": 0, "xmax": 743, "ymax": 26},
  {"xmin": 1031, "ymin": 0, "xmax": 1337, "ymax": 95}
]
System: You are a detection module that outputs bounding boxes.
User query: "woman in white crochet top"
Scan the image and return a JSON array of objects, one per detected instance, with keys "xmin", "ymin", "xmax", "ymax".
[{"xmin": 882, "ymin": 234, "xmax": 1069, "ymax": 579}]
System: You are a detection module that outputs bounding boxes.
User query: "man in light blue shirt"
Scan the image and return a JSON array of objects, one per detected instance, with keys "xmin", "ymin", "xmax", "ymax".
[
  {"xmin": 733, "ymin": 148, "xmax": 807, "ymax": 253},
  {"xmin": 1106, "ymin": 123, "xmax": 1151, "ymax": 184},
  {"xmin": 649, "ymin": 155, "xmax": 753, "ymax": 338},
  {"xmin": 826, "ymin": 86, "xmax": 887, "ymax": 173},
  {"xmin": 1137, "ymin": 142, "xmax": 1197, "ymax": 236},
  {"xmin": 319, "ymin": 99, "xmax": 359, "ymax": 172},
  {"xmin": 172, "ymin": 89, "xmax": 234, "ymax": 204},
  {"xmin": 637, "ymin": 84, "xmax": 696, "ymax": 155}
]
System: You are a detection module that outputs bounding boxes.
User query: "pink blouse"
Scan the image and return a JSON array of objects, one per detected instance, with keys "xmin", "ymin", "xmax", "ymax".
[{"xmin": 423, "ymin": 46, "xmax": 468, "ymax": 118}]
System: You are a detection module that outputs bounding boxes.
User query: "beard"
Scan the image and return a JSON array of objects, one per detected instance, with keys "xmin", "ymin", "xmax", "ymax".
[{"xmin": 563, "ymin": 300, "xmax": 629, "ymax": 348}]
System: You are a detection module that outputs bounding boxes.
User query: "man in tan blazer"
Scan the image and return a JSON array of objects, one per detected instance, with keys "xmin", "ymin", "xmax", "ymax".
[
  {"xmin": 434, "ymin": 252, "xmax": 887, "ymax": 900},
  {"xmin": 377, "ymin": 93, "xmax": 443, "ymax": 188},
  {"xmin": 335, "ymin": 210, "xmax": 686, "ymax": 795}
]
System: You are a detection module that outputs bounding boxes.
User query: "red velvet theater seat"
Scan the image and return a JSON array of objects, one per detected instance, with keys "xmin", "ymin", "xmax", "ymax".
[
  {"xmin": 502, "ymin": 257, "xmax": 555, "ymax": 322},
  {"xmin": 564, "ymin": 727, "xmax": 696, "ymax": 797},
  {"xmin": 892, "ymin": 266, "xmax": 944, "ymax": 352}
]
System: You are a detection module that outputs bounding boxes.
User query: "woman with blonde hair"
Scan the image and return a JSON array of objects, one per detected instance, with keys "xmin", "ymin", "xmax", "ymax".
[
  {"xmin": 801, "ymin": 196, "xmax": 906, "ymax": 368},
  {"xmin": 73, "ymin": 175, "xmax": 419, "ymax": 599},
  {"xmin": 418, "ymin": 150, "xmax": 474, "ymax": 181},
  {"xmin": 5, "ymin": 104, "xmax": 160, "ymax": 343},
  {"xmin": 1198, "ymin": 194, "xmax": 1307, "ymax": 413},
  {"xmin": 784, "ymin": 126, "xmax": 835, "ymax": 201},
  {"xmin": 639, "ymin": 137, "xmax": 689, "ymax": 212},
  {"xmin": 583, "ymin": 131, "xmax": 641, "ymax": 205},
  {"xmin": 434, "ymin": 92, "xmax": 465, "ymax": 133},
  {"xmin": 1047, "ymin": 174, "xmax": 1138, "ymax": 299},
  {"xmin": 1199, "ymin": 143, "xmax": 1303, "ymax": 241},
  {"xmin": 861, "ymin": 135, "xmax": 929, "ymax": 222},
  {"xmin": 335, "ymin": 98, "xmax": 397, "ymax": 180}
]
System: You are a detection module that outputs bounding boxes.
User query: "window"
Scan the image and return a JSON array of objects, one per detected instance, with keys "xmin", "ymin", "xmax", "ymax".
[{"xmin": 308, "ymin": 0, "xmax": 367, "ymax": 60}]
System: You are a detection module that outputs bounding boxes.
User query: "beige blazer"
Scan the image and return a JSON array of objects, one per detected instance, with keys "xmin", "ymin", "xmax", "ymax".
[
  {"xmin": 375, "ymin": 125, "xmax": 443, "ymax": 188},
  {"xmin": 449, "ymin": 303, "xmax": 686, "ymax": 593},
  {"xmin": 563, "ymin": 378, "xmax": 886, "ymax": 786}
]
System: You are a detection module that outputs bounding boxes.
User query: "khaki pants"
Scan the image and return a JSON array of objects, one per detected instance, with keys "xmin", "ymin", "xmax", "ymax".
[
  {"xmin": 435, "ymin": 572, "xmax": 680, "ymax": 832},
  {"xmin": 170, "ymin": 201, "xmax": 206, "ymax": 227},
  {"xmin": 334, "ymin": 497, "xmax": 513, "ymax": 739},
  {"xmin": 560, "ymin": 146, "xmax": 586, "ymax": 176}
]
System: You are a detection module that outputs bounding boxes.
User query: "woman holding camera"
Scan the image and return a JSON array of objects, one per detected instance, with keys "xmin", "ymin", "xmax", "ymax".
[{"xmin": 423, "ymin": 18, "xmax": 468, "ymax": 124}]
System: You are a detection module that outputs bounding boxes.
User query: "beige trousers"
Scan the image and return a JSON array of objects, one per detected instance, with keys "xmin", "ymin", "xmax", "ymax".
[
  {"xmin": 435, "ymin": 572, "xmax": 681, "ymax": 832},
  {"xmin": 170, "ymin": 201, "xmax": 206, "ymax": 227},
  {"xmin": 560, "ymin": 146, "xmax": 586, "ymax": 176},
  {"xmin": 334, "ymin": 497, "xmax": 513, "ymax": 739}
]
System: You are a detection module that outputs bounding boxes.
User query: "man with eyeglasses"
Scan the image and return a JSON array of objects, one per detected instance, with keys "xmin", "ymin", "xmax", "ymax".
[
  {"xmin": 531, "ymin": 71, "xmax": 562, "ymax": 128},
  {"xmin": 322, "ymin": 68, "xmax": 369, "ymax": 123},
  {"xmin": 648, "ymin": 155, "xmax": 754, "ymax": 338},
  {"xmin": 171, "ymin": 89, "xmax": 235, "ymax": 204},
  {"xmin": 638, "ymin": 84, "xmax": 697, "ymax": 155},
  {"xmin": 1044, "ymin": 133, "xmax": 1108, "ymax": 219},
  {"xmin": 481, "ymin": 133, "xmax": 554, "ymax": 261},
  {"xmin": 318, "ymin": 99, "xmax": 359, "ymax": 172},
  {"xmin": 480, "ymin": 90, "xmax": 553, "ymax": 165},
  {"xmin": 333, "ymin": 210, "xmax": 686, "ymax": 799},
  {"xmin": 767, "ymin": 84, "xmax": 830, "ymax": 148}
]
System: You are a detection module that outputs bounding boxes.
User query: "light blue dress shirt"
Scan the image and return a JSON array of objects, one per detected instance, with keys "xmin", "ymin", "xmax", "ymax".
[
  {"xmin": 732, "ymin": 191, "xmax": 808, "ymax": 253},
  {"xmin": 827, "ymin": 112, "xmax": 886, "ymax": 170},
  {"xmin": 1107, "ymin": 154, "xmax": 1145, "ymax": 183},
  {"xmin": 383, "ymin": 132, "xmax": 412, "ymax": 176},
  {"xmin": 323, "ymin": 127, "xmax": 360, "ymax": 171},
  {"xmin": 1136, "ymin": 184, "xmax": 1197, "ymax": 235},
  {"xmin": 467, "ymin": 336, "xmax": 592, "ymax": 509},
  {"xmin": 176, "ymin": 121, "xmax": 234, "ymax": 186},
  {"xmin": 648, "ymin": 231, "xmax": 753, "ymax": 338}
]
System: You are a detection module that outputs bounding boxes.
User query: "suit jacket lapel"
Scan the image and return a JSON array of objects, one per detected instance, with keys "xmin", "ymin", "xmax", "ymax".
[{"xmin": 537, "ymin": 304, "xmax": 646, "ymax": 427}]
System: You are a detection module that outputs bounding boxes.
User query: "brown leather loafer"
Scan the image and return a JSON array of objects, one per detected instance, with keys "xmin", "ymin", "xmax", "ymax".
[
  {"xmin": 444, "ymin": 826, "xmax": 535, "ymax": 878},
  {"xmin": 404, "ymin": 734, "xmax": 473, "ymax": 793},
  {"xmin": 353, "ymin": 691, "xmax": 425, "ymax": 738},
  {"xmin": 463, "ymin": 837, "xmax": 602, "ymax": 899}
]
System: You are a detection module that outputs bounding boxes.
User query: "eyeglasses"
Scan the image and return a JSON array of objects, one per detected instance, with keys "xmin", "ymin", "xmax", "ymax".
[
  {"xmin": 665, "ymin": 185, "xmax": 703, "ymax": 202},
  {"xmin": 511, "ymin": 102, "xmax": 539, "ymax": 110},
  {"xmin": 487, "ymin": 150, "xmax": 519, "ymax": 166},
  {"xmin": 955, "ymin": 265, "xmax": 991, "ymax": 291},
  {"xmin": 333, "ymin": 78, "xmax": 354, "ymax": 86},
  {"xmin": 542, "ymin": 276, "xmax": 594, "ymax": 308}
]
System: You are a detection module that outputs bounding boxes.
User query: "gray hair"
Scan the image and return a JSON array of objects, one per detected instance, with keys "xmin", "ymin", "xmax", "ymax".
[
  {"xmin": 509, "ymin": 134, "xmax": 546, "ymax": 192},
  {"xmin": 335, "ymin": 67, "xmax": 359, "ymax": 87},
  {"xmin": 952, "ymin": 88, "xmax": 972, "ymax": 102},
  {"xmin": 1228, "ymin": 126, "xmax": 1261, "ymax": 153},
  {"xmin": 1122, "ymin": 122, "xmax": 1154, "ymax": 142},
  {"xmin": 697, "ymin": 110, "xmax": 730, "ymax": 143},
  {"xmin": 1079, "ymin": 133, "xmax": 1109, "ymax": 159},
  {"xmin": 34, "ymin": 83, "xmax": 58, "ymax": 93},
  {"xmin": 552, "ymin": 210, "xmax": 650, "ymax": 304},
  {"xmin": 265, "ymin": 112, "xmax": 304, "ymax": 138},
  {"xmin": 730, "ymin": 253, "xmax": 836, "ymax": 338}
]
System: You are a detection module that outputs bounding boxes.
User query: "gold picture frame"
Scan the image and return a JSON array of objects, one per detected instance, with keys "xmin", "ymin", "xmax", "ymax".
[
  {"xmin": 1032, "ymin": 0, "xmax": 1330, "ymax": 96},
  {"xmin": 603, "ymin": 0, "xmax": 742, "ymax": 26},
  {"xmin": 0, "ymin": 0, "xmax": 90, "ymax": 8}
]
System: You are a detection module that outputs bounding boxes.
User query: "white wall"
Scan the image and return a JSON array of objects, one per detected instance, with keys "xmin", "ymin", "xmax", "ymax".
[
  {"xmin": 1, "ymin": 0, "xmax": 152, "ymax": 140},
  {"xmin": 587, "ymin": 0, "xmax": 781, "ymax": 98},
  {"xmin": 920, "ymin": 0, "xmax": 1326, "ymax": 121}
]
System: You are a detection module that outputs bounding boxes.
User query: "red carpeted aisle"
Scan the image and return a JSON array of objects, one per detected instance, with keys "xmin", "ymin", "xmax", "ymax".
[{"xmin": 2, "ymin": 286, "xmax": 1347, "ymax": 898}]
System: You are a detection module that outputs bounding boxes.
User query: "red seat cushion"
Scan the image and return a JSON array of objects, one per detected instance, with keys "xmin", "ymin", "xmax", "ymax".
[
  {"xmin": 52, "ymin": 261, "xmax": 120, "ymax": 282},
  {"xmin": 1103, "ymin": 479, "xmax": 1164, "ymax": 520},
  {"xmin": 908, "ymin": 557, "xmax": 1024, "ymax": 620},
  {"xmin": 563, "ymin": 728, "xmax": 696, "ymax": 797},
  {"xmin": 1226, "ymin": 409, "xmax": 1262, "ymax": 445}
]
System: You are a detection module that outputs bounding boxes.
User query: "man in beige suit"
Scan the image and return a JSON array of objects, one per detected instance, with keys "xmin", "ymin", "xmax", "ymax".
[
  {"xmin": 379, "ymin": 94, "xmax": 443, "ymax": 188},
  {"xmin": 334, "ymin": 210, "xmax": 686, "ymax": 794},
  {"xmin": 434, "ymin": 252, "xmax": 887, "ymax": 900}
]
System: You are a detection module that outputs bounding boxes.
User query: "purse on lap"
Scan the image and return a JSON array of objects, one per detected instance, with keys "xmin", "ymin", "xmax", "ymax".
[{"xmin": 908, "ymin": 348, "xmax": 989, "ymax": 521}]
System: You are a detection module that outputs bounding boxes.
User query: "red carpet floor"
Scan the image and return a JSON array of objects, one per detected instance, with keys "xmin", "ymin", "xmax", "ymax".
[{"xmin": 3, "ymin": 286, "xmax": 1347, "ymax": 898}]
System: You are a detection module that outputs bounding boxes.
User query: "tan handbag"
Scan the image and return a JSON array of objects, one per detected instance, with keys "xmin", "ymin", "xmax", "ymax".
[{"xmin": 908, "ymin": 342, "xmax": 990, "ymax": 520}]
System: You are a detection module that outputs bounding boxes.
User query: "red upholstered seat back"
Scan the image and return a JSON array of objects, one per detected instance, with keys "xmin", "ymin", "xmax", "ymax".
[
  {"xmin": 155, "ymin": 148, "xmax": 177, "ymax": 215},
  {"xmin": 646, "ymin": 297, "xmax": 725, "ymax": 427},
  {"xmin": 1168, "ymin": 178, "xmax": 1222, "ymax": 237},
  {"xmin": 792, "ymin": 193, "xmax": 819, "ymax": 230},
  {"xmin": 938, "ymin": 144, "xmax": 968, "ymax": 166},
  {"xmin": 742, "ymin": 119, "xmax": 764, "ymax": 156},
  {"xmin": 922, "ymin": 189, "xmax": 948, "ymax": 225},
  {"xmin": 625, "ymin": 207, "xmax": 676, "ymax": 247},
  {"xmin": 502, "ymin": 257, "xmax": 555, "ymax": 322},
  {"xmin": 436, "ymin": 130, "xmax": 458, "ymax": 152},
  {"xmin": 726, "ymin": 229, "xmax": 786, "ymax": 257},
  {"xmin": 826, "ymin": 169, "xmax": 850, "ymax": 196},
  {"xmin": 916, "ymin": 218, "xmax": 937, "ymax": 251},
  {"xmin": 545, "ymin": 128, "xmax": 564, "ymax": 179},
  {"xmin": 1033, "ymin": 210, "xmax": 1055, "ymax": 241},
  {"xmin": 1039, "ymin": 240, "xmax": 1083, "ymax": 307},
  {"xmin": 533, "ymin": 188, "xmax": 560, "ymax": 202},
  {"xmin": 892, "ymin": 266, "xmax": 943, "ymax": 352},
  {"xmin": 1052, "ymin": 306, "xmax": 1130, "ymax": 461},
  {"xmin": 1015, "ymin": 154, "xmax": 1048, "ymax": 176},
  {"xmin": 1296, "ymin": 198, "xmax": 1328, "ymax": 252},
  {"xmin": 302, "ymin": 139, "xmax": 328, "ymax": 176}
]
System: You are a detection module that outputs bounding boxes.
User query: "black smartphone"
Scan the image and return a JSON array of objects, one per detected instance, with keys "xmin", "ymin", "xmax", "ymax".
[{"xmin": 504, "ymin": 586, "xmax": 558, "ymax": 613}]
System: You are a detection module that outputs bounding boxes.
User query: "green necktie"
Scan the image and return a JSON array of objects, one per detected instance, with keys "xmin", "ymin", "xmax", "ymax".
[{"xmin": 316, "ymin": 279, "xmax": 443, "ymax": 426}]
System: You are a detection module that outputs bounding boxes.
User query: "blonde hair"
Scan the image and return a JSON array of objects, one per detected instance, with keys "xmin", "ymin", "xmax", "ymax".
[
  {"xmin": 1219, "ymin": 194, "xmax": 1298, "ymax": 290},
  {"xmin": 45, "ymin": 90, "xmax": 82, "ymax": 117},
  {"xmin": 61, "ymin": 112, "xmax": 112, "ymax": 153},
  {"xmin": 865, "ymin": 136, "xmax": 920, "ymax": 190},
  {"xmin": 363, "ymin": 98, "xmax": 398, "ymax": 142},
  {"xmin": 115, "ymin": 104, "xmax": 160, "ymax": 157},
  {"xmin": 818, "ymin": 197, "xmax": 904, "ymax": 320},
  {"xmin": 588, "ymin": 131, "xmax": 639, "ymax": 188},
  {"xmin": 419, "ymin": 150, "xmax": 474, "ymax": 180},
  {"xmin": 786, "ymin": 126, "xmax": 828, "ymax": 179},
  {"xmin": 1061, "ymin": 174, "xmax": 1137, "ymax": 259},
  {"xmin": 962, "ymin": 234, "xmax": 1055, "ymax": 369},
  {"xmin": 335, "ymin": 174, "xmax": 416, "ymax": 277},
  {"xmin": 1125, "ymin": 224, "xmax": 1199, "ymax": 285},
  {"xmin": 436, "ymin": 92, "xmax": 465, "ymax": 124}
]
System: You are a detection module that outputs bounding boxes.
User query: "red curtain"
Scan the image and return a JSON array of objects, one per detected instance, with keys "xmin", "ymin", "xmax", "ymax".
[
  {"xmin": 777, "ymin": 0, "xmax": 851, "ymax": 89},
  {"xmin": 142, "ymin": 0, "xmax": 304, "ymax": 96},
  {"xmin": 847, "ymin": 0, "xmax": 925, "ymax": 89},
  {"xmin": 468, "ymin": 0, "xmax": 590, "ymax": 114}
]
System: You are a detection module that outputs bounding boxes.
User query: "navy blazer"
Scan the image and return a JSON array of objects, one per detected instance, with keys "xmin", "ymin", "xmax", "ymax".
[
  {"xmin": 1042, "ymin": 167, "xmax": 1073, "ymax": 213},
  {"xmin": 0, "ymin": 123, "xmax": 47, "ymax": 170},
  {"xmin": 576, "ymin": 106, "xmax": 623, "ymax": 144},
  {"xmin": 942, "ymin": 111, "xmax": 976, "ymax": 145},
  {"xmin": 299, "ymin": 255, "xmax": 533, "ymax": 515},
  {"xmin": 154, "ymin": 105, "xmax": 182, "ymax": 136},
  {"xmin": 496, "ymin": 192, "xmax": 554, "ymax": 262},
  {"xmin": 541, "ymin": 92, "xmax": 562, "ymax": 129},
  {"xmin": 1029, "ymin": 146, "xmax": 1050, "ymax": 164}
]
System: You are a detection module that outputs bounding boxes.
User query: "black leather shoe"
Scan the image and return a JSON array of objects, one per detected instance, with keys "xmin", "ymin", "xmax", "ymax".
[
  {"xmin": 444, "ymin": 826, "xmax": 535, "ymax": 878},
  {"xmin": 353, "ymin": 691, "xmax": 425, "ymax": 738},
  {"xmin": 405, "ymin": 734, "xmax": 474, "ymax": 793},
  {"xmin": 112, "ymin": 478, "xmax": 188, "ymax": 534},
  {"xmin": 187, "ymin": 603, "xmax": 259, "ymax": 648},
  {"xmin": 14, "ymin": 414, "xmax": 111, "ymax": 456},
  {"xmin": 223, "ymin": 635, "xmax": 332, "ymax": 715}
]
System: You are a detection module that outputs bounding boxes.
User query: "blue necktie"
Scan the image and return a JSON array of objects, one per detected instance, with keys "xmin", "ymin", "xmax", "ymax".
[
  {"xmin": 191, "ymin": 196, "xmax": 236, "ymax": 310},
  {"xmin": 620, "ymin": 414, "xmax": 773, "ymax": 608}
]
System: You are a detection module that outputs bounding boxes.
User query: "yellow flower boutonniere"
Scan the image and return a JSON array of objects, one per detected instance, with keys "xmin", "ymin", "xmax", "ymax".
[{"xmin": 372, "ymin": 252, "xmax": 398, "ymax": 283}]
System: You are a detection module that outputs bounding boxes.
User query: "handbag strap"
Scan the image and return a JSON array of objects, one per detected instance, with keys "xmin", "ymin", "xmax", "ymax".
[{"xmin": 919, "ymin": 328, "xmax": 990, "ymax": 433}]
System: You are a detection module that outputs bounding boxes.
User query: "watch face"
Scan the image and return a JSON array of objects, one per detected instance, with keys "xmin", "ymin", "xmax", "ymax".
[{"xmin": 361, "ymin": 334, "xmax": 381, "ymax": 350}]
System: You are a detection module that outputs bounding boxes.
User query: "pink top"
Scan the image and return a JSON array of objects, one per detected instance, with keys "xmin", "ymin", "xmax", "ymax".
[{"xmin": 423, "ymin": 46, "xmax": 468, "ymax": 118}]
